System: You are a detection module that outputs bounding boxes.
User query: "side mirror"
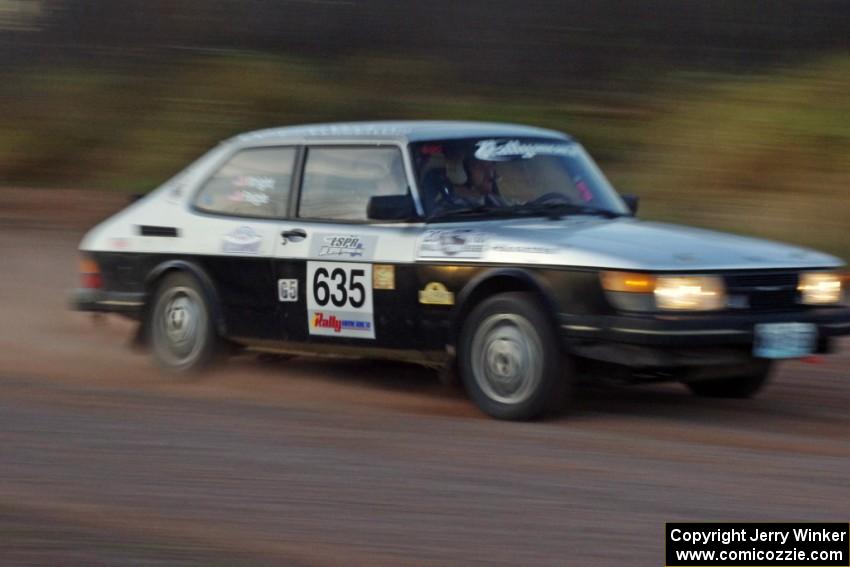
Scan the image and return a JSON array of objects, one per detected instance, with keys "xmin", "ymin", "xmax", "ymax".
[
  {"xmin": 621, "ymin": 194, "xmax": 639, "ymax": 216},
  {"xmin": 367, "ymin": 195, "xmax": 417, "ymax": 221}
]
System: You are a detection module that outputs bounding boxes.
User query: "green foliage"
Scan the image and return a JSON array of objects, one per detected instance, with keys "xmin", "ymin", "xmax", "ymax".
[
  {"xmin": 0, "ymin": 52, "xmax": 847, "ymax": 259},
  {"xmin": 623, "ymin": 55, "xmax": 850, "ymax": 260}
]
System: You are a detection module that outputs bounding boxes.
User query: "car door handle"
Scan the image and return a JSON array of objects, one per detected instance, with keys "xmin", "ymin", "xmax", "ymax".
[{"xmin": 281, "ymin": 228, "xmax": 307, "ymax": 243}]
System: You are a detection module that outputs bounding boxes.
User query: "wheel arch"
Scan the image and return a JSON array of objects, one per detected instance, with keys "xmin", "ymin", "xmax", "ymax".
[
  {"xmin": 140, "ymin": 260, "xmax": 227, "ymax": 341},
  {"xmin": 449, "ymin": 268, "xmax": 561, "ymax": 347}
]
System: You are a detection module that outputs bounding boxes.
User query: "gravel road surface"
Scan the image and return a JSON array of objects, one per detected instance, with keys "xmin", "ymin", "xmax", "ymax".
[{"xmin": 0, "ymin": 190, "xmax": 847, "ymax": 565}]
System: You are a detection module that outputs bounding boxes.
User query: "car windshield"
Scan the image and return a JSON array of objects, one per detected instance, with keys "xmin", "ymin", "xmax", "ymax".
[{"xmin": 412, "ymin": 137, "xmax": 629, "ymax": 220}]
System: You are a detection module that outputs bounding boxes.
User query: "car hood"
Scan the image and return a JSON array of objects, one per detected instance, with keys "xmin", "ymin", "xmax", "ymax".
[{"xmin": 476, "ymin": 216, "xmax": 843, "ymax": 271}]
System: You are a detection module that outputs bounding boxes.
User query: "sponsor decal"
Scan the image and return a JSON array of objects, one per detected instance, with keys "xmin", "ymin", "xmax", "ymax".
[
  {"xmin": 310, "ymin": 311, "xmax": 373, "ymax": 334},
  {"xmin": 373, "ymin": 264, "xmax": 395, "ymax": 290},
  {"xmin": 234, "ymin": 175, "xmax": 275, "ymax": 192},
  {"xmin": 307, "ymin": 262, "xmax": 375, "ymax": 338},
  {"xmin": 320, "ymin": 235, "xmax": 364, "ymax": 257},
  {"xmin": 241, "ymin": 124, "xmax": 414, "ymax": 142},
  {"xmin": 575, "ymin": 179, "xmax": 593, "ymax": 202},
  {"xmin": 474, "ymin": 139, "xmax": 581, "ymax": 161},
  {"xmin": 419, "ymin": 282, "xmax": 455, "ymax": 305},
  {"xmin": 221, "ymin": 225, "xmax": 264, "ymax": 255},
  {"xmin": 490, "ymin": 243, "xmax": 557, "ymax": 255},
  {"xmin": 227, "ymin": 190, "xmax": 270, "ymax": 206},
  {"xmin": 418, "ymin": 229, "xmax": 487, "ymax": 259},
  {"xmin": 278, "ymin": 279, "xmax": 298, "ymax": 302},
  {"xmin": 420, "ymin": 143, "xmax": 443, "ymax": 155},
  {"xmin": 310, "ymin": 234, "xmax": 378, "ymax": 260},
  {"xmin": 108, "ymin": 237, "xmax": 130, "ymax": 249}
]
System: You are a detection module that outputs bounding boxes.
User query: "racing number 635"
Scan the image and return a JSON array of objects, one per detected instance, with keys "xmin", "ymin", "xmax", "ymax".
[
  {"xmin": 313, "ymin": 267, "xmax": 366, "ymax": 308},
  {"xmin": 306, "ymin": 261, "xmax": 374, "ymax": 339}
]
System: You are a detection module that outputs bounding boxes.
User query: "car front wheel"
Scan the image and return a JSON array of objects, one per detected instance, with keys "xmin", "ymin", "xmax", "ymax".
[
  {"xmin": 150, "ymin": 272, "xmax": 219, "ymax": 373},
  {"xmin": 459, "ymin": 292, "xmax": 572, "ymax": 420}
]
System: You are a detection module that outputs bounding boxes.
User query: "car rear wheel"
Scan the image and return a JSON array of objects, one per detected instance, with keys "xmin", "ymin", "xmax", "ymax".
[
  {"xmin": 150, "ymin": 272, "xmax": 219, "ymax": 373},
  {"xmin": 685, "ymin": 362, "xmax": 773, "ymax": 398},
  {"xmin": 459, "ymin": 292, "xmax": 573, "ymax": 420}
]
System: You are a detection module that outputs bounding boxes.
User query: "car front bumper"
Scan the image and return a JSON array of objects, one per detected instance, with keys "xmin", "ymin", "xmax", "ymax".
[{"xmin": 560, "ymin": 306, "xmax": 850, "ymax": 367}]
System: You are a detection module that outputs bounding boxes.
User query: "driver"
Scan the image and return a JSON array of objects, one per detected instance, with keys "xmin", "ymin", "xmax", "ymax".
[
  {"xmin": 433, "ymin": 154, "xmax": 508, "ymax": 211},
  {"xmin": 454, "ymin": 157, "xmax": 502, "ymax": 205}
]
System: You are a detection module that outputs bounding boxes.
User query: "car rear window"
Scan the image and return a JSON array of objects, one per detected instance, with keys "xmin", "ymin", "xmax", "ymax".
[{"xmin": 194, "ymin": 147, "xmax": 296, "ymax": 218}]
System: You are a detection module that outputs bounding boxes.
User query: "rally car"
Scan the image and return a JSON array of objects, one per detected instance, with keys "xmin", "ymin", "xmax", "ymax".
[{"xmin": 71, "ymin": 121, "xmax": 850, "ymax": 420}]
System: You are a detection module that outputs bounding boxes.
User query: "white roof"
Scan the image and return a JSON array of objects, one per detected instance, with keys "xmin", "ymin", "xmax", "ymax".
[{"xmin": 233, "ymin": 120, "xmax": 570, "ymax": 145}]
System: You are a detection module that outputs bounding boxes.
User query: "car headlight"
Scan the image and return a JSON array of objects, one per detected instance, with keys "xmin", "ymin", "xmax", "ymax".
[
  {"xmin": 601, "ymin": 271, "xmax": 726, "ymax": 311},
  {"xmin": 798, "ymin": 271, "xmax": 843, "ymax": 305},
  {"xmin": 653, "ymin": 276, "xmax": 725, "ymax": 311}
]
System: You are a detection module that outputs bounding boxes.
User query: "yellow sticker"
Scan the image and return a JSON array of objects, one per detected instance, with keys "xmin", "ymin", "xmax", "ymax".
[
  {"xmin": 419, "ymin": 282, "xmax": 455, "ymax": 305},
  {"xmin": 373, "ymin": 264, "xmax": 395, "ymax": 290}
]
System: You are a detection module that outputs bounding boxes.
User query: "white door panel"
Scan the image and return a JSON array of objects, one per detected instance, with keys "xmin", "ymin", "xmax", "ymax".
[
  {"xmin": 272, "ymin": 221, "xmax": 421, "ymax": 343},
  {"xmin": 273, "ymin": 223, "xmax": 422, "ymax": 263}
]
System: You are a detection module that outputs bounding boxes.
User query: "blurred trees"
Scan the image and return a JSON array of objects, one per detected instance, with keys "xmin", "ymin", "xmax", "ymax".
[
  {"xmin": 1, "ymin": 1, "xmax": 849, "ymax": 258},
  {"xmin": 10, "ymin": 0, "xmax": 850, "ymax": 82}
]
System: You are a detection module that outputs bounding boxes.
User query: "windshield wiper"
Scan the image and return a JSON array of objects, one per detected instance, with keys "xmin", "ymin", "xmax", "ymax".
[
  {"xmin": 427, "ymin": 204, "xmax": 510, "ymax": 221},
  {"xmin": 514, "ymin": 202, "xmax": 625, "ymax": 220},
  {"xmin": 427, "ymin": 201, "xmax": 625, "ymax": 222}
]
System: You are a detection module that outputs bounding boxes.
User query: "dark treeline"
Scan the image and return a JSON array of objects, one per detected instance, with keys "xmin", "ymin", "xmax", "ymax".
[{"xmin": 4, "ymin": 0, "xmax": 850, "ymax": 85}]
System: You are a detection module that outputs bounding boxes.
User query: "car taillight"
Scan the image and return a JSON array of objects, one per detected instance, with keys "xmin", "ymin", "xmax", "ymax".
[{"xmin": 79, "ymin": 257, "xmax": 103, "ymax": 289}]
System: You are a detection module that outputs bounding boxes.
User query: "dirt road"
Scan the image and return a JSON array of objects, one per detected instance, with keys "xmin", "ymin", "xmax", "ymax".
[{"xmin": 0, "ymin": 190, "xmax": 848, "ymax": 565}]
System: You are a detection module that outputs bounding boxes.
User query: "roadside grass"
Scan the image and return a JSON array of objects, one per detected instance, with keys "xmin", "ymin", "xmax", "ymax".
[
  {"xmin": 622, "ymin": 55, "xmax": 850, "ymax": 260},
  {"xmin": 1, "ymin": 52, "xmax": 847, "ymax": 260}
]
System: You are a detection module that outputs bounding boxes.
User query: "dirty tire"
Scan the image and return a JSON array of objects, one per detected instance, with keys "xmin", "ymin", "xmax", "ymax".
[
  {"xmin": 150, "ymin": 271, "xmax": 220, "ymax": 374},
  {"xmin": 459, "ymin": 292, "xmax": 573, "ymax": 420}
]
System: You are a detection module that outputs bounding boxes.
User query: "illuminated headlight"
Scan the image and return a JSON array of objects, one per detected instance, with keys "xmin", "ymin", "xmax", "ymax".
[
  {"xmin": 601, "ymin": 272, "xmax": 725, "ymax": 311},
  {"xmin": 653, "ymin": 276, "xmax": 725, "ymax": 311},
  {"xmin": 798, "ymin": 272, "xmax": 843, "ymax": 305}
]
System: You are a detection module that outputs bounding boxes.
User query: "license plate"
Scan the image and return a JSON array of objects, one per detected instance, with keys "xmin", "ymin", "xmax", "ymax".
[{"xmin": 753, "ymin": 323, "xmax": 817, "ymax": 359}]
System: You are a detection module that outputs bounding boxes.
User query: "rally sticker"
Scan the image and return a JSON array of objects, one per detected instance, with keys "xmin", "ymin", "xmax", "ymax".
[
  {"xmin": 310, "ymin": 234, "xmax": 378, "ymax": 260},
  {"xmin": 418, "ymin": 282, "xmax": 454, "ymax": 305},
  {"xmin": 474, "ymin": 139, "xmax": 581, "ymax": 161},
  {"xmin": 489, "ymin": 243, "xmax": 558, "ymax": 255},
  {"xmin": 306, "ymin": 262, "xmax": 374, "ymax": 339},
  {"xmin": 278, "ymin": 279, "xmax": 298, "ymax": 302},
  {"xmin": 417, "ymin": 229, "xmax": 487, "ymax": 259},
  {"xmin": 373, "ymin": 264, "xmax": 395, "ymax": 290},
  {"xmin": 227, "ymin": 189, "xmax": 270, "ymax": 207},
  {"xmin": 221, "ymin": 226, "xmax": 264, "ymax": 255},
  {"xmin": 234, "ymin": 175, "xmax": 275, "ymax": 191}
]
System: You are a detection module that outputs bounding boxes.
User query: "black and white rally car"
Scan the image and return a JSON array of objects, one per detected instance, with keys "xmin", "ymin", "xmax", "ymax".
[{"xmin": 71, "ymin": 121, "xmax": 850, "ymax": 420}]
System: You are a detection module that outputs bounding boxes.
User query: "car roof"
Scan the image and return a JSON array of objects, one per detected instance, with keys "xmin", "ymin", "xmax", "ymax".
[{"xmin": 231, "ymin": 120, "xmax": 571, "ymax": 146}]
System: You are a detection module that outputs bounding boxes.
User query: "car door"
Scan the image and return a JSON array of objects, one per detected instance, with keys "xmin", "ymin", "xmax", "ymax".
[
  {"xmin": 189, "ymin": 145, "xmax": 297, "ymax": 341},
  {"xmin": 272, "ymin": 144, "xmax": 424, "ymax": 348}
]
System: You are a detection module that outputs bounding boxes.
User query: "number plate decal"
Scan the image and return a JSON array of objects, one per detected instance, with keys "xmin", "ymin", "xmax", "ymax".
[
  {"xmin": 753, "ymin": 322, "xmax": 817, "ymax": 359},
  {"xmin": 306, "ymin": 262, "xmax": 375, "ymax": 339},
  {"xmin": 278, "ymin": 279, "xmax": 298, "ymax": 302}
]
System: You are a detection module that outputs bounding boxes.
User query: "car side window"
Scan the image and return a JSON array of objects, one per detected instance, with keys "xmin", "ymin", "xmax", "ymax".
[
  {"xmin": 298, "ymin": 147, "xmax": 408, "ymax": 221},
  {"xmin": 194, "ymin": 147, "xmax": 295, "ymax": 218}
]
